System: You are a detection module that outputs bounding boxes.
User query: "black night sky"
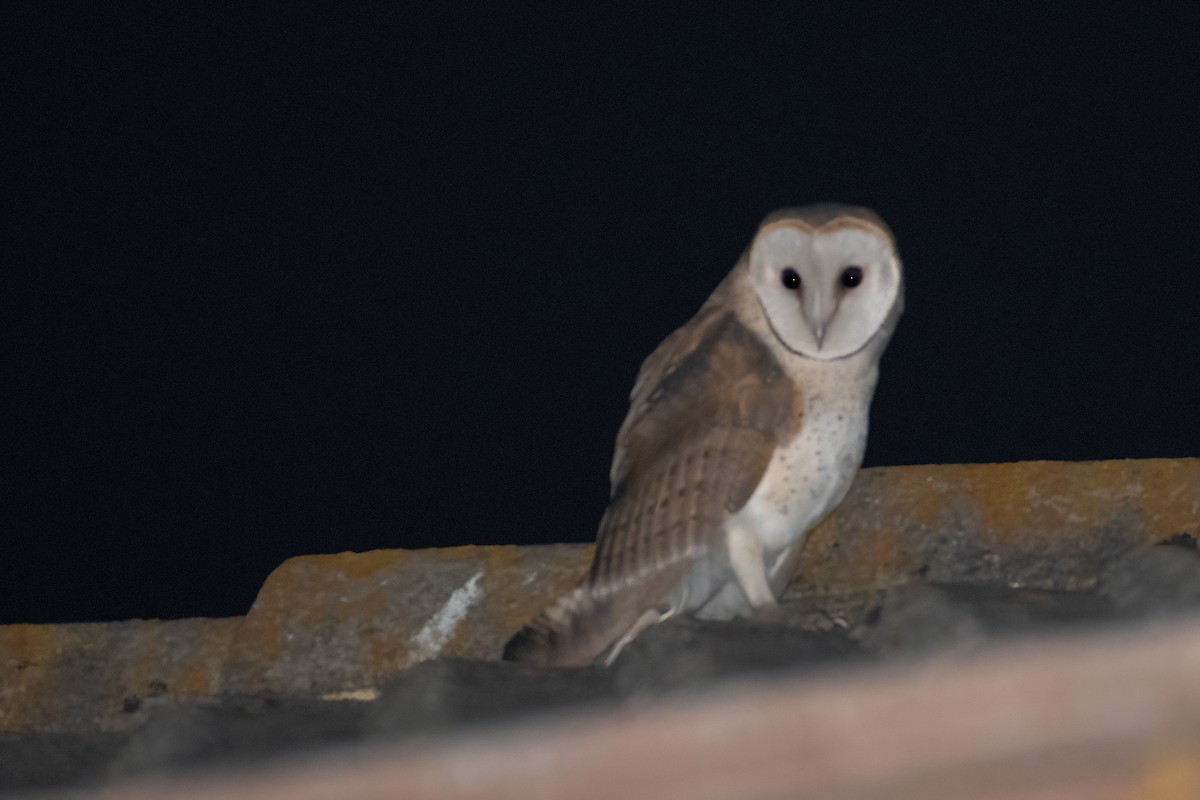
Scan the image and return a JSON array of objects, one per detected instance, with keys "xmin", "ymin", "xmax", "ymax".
[{"xmin": 6, "ymin": 6, "xmax": 1200, "ymax": 624}]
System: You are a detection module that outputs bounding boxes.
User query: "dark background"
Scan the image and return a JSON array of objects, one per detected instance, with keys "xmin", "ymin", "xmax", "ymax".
[{"xmin": 6, "ymin": 6, "xmax": 1199, "ymax": 624}]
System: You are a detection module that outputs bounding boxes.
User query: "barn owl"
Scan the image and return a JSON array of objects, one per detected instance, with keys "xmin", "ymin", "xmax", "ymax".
[{"xmin": 504, "ymin": 204, "xmax": 904, "ymax": 667}]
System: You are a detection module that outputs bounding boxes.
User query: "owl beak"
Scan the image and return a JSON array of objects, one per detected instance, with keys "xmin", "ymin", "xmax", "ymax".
[{"xmin": 802, "ymin": 292, "xmax": 834, "ymax": 351}]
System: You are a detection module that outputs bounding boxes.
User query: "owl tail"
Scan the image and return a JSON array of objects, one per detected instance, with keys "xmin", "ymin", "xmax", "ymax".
[{"xmin": 502, "ymin": 585, "xmax": 655, "ymax": 668}]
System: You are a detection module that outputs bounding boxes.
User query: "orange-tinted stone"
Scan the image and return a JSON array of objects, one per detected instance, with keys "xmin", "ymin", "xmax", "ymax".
[
  {"xmin": 3, "ymin": 458, "xmax": 1197, "ymax": 732},
  {"xmin": 0, "ymin": 618, "xmax": 239, "ymax": 733}
]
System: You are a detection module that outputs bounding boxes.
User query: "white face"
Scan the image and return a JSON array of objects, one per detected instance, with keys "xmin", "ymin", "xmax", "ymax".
[{"xmin": 749, "ymin": 222, "xmax": 903, "ymax": 360}]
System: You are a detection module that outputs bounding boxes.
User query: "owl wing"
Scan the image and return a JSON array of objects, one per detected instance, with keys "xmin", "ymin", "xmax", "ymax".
[
  {"xmin": 609, "ymin": 305, "xmax": 721, "ymax": 490},
  {"xmin": 589, "ymin": 311, "xmax": 799, "ymax": 596}
]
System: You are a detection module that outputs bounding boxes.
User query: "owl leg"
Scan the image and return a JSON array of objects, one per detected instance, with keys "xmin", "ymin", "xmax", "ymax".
[
  {"xmin": 726, "ymin": 524, "xmax": 779, "ymax": 617},
  {"xmin": 767, "ymin": 541, "xmax": 802, "ymax": 596}
]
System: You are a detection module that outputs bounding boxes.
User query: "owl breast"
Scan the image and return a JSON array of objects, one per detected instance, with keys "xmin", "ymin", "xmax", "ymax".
[
  {"xmin": 739, "ymin": 395, "xmax": 870, "ymax": 554},
  {"xmin": 682, "ymin": 356, "xmax": 878, "ymax": 624}
]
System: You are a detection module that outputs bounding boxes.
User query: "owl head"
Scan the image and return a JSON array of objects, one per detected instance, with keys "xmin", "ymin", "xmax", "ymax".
[{"xmin": 748, "ymin": 204, "xmax": 904, "ymax": 360}]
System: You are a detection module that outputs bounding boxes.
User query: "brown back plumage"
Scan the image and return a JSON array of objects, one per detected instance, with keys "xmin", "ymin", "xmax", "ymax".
[{"xmin": 503, "ymin": 310, "xmax": 798, "ymax": 666}]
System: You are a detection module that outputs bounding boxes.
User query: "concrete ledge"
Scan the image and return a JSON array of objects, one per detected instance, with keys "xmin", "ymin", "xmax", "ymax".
[{"xmin": 2, "ymin": 458, "xmax": 1197, "ymax": 734}]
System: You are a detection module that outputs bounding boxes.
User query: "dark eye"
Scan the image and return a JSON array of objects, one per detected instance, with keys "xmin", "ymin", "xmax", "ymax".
[
  {"xmin": 780, "ymin": 268, "xmax": 801, "ymax": 290},
  {"xmin": 840, "ymin": 266, "xmax": 863, "ymax": 288}
]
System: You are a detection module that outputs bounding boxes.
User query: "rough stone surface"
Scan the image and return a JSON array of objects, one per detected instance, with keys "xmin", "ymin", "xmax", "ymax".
[
  {"xmin": 104, "ymin": 695, "xmax": 370, "ymax": 784},
  {"xmin": 854, "ymin": 583, "xmax": 1112, "ymax": 656},
  {"xmin": 0, "ymin": 732, "xmax": 127, "ymax": 793},
  {"xmin": 1, "ymin": 582, "xmax": 1200, "ymax": 796},
  {"xmin": 214, "ymin": 458, "xmax": 1196, "ymax": 701},
  {"xmin": 367, "ymin": 658, "xmax": 612, "ymax": 738},
  {"xmin": 796, "ymin": 458, "xmax": 1200, "ymax": 597},
  {"xmin": 220, "ymin": 543, "xmax": 589, "ymax": 697},
  {"xmin": 0, "ymin": 618, "xmax": 239, "ymax": 733},
  {"xmin": 2, "ymin": 457, "xmax": 1199, "ymax": 791},
  {"xmin": 1100, "ymin": 535, "xmax": 1200, "ymax": 614},
  {"xmin": 611, "ymin": 616, "xmax": 863, "ymax": 698}
]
